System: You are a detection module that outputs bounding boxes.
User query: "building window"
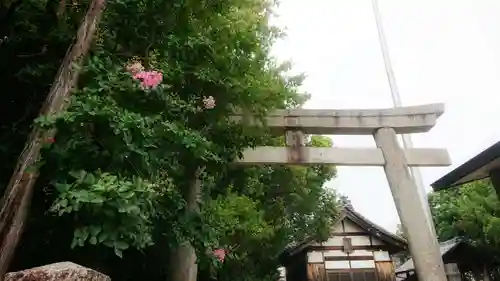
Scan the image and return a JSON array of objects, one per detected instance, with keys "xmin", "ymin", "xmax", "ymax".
[{"xmin": 327, "ymin": 270, "xmax": 377, "ymax": 281}]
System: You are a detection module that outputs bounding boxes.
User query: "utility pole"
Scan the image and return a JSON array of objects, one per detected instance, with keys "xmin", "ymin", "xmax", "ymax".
[{"xmin": 371, "ymin": 0, "xmax": 436, "ymax": 234}]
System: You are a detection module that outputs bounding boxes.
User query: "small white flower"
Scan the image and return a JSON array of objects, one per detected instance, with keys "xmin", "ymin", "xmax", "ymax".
[
  {"xmin": 126, "ymin": 61, "xmax": 144, "ymax": 74},
  {"xmin": 203, "ymin": 96, "xmax": 216, "ymax": 109}
]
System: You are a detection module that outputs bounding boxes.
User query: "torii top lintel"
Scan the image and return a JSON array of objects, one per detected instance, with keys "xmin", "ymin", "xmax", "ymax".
[{"xmin": 232, "ymin": 103, "xmax": 444, "ymax": 135}]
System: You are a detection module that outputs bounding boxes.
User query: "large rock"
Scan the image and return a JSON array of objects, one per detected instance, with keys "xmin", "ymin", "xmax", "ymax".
[{"xmin": 5, "ymin": 262, "xmax": 111, "ymax": 281}]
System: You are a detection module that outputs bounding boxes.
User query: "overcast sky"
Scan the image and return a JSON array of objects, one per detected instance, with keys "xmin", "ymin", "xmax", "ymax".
[{"xmin": 271, "ymin": 0, "xmax": 500, "ymax": 233}]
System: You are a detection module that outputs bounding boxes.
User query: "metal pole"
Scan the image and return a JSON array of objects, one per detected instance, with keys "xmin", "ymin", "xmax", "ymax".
[{"xmin": 370, "ymin": 0, "xmax": 436, "ymax": 233}]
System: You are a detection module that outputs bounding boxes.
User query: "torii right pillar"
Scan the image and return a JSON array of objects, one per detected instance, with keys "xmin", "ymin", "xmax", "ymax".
[{"xmin": 374, "ymin": 128, "xmax": 447, "ymax": 281}]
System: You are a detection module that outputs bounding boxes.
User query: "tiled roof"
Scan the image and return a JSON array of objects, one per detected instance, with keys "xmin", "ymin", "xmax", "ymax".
[{"xmin": 395, "ymin": 237, "xmax": 462, "ymax": 273}]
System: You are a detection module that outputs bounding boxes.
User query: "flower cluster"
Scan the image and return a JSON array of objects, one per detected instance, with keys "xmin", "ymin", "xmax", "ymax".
[
  {"xmin": 213, "ymin": 248, "xmax": 226, "ymax": 262},
  {"xmin": 126, "ymin": 61, "xmax": 162, "ymax": 89},
  {"xmin": 125, "ymin": 61, "xmax": 216, "ymax": 109},
  {"xmin": 126, "ymin": 61, "xmax": 144, "ymax": 74},
  {"xmin": 133, "ymin": 71, "xmax": 163, "ymax": 89},
  {"xmin": 203, "ymin": 96, "xmax": 216, "ymax": 109}
]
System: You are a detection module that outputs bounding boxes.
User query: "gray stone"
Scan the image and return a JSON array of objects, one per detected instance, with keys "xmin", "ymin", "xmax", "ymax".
[
  {"xmin": 5, "ymin": 262, "xmax": 110, "ymax": 281},
  {"xmin": 374, "ymin": 127, "xmax": 447, "ymax": 281}
]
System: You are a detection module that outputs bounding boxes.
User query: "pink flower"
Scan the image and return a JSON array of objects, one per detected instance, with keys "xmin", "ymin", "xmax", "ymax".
[
  {"xmin": 126, "ymin": 61, "xmax": 144, "ymax": 74},
  {"xmin": 133, "ymin": 70, "xmax": 163, "ymax": 89},
  {"xmin": 213, "ymin": 248, "xmax": 226, "ymax": 262},
  {"xmin": 45, "ymin": 137, "xmax": 55, "ymax": 143},
  {"xmin": 203, "ymin": 96, "xmax": 216, "ymax": 109}
]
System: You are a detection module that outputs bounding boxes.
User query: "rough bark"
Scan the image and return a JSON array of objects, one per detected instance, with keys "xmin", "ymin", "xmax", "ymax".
[
  {"xmin": 5, "ymin": 262, "xmax": 110, "ymax": 281},
  {"xmin": 169, "ymin": 168, "xmax": 203, "ymax": 281},
  {"xmin": 0, "ymin": 0, "xmax": 106, "ymax": 279}
]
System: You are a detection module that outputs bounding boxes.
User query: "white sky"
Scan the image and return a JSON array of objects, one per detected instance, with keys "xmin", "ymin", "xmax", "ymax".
[{"xmin": 271, "ymin": 0, "xmax": 500, "ymax": 233}]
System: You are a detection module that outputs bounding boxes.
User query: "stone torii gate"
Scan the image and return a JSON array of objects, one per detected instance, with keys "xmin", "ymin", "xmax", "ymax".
[{"xmin": 235, "ymin": 103, "xmax": 450, "ymax": 281}]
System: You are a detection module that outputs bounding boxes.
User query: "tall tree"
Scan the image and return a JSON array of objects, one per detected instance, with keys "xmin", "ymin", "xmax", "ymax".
[
  {"xmin": 428, "ymin": 180, "xmax": 500, "ymax": 278},
  {"xmin": 0, "ymin": 0, "xmax": 342, "ymax": 280},
  {"xmin": 428, "ymin": 180, "xmax": 500, "ymax": 249}
]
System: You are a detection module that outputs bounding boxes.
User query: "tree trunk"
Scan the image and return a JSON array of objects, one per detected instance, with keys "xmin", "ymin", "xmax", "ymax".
[
  {"xmin": 0, "ymin": 0, "xmax": 106, "ymax": 279},
  {"xmin": 169, "ymin": 168, "xmax": 203, "ymax": 281}
]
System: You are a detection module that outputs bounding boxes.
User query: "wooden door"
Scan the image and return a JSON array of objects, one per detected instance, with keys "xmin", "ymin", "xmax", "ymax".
[
  {"xmin": 307, "ymin": 263, "xmax": 327, "ymax": 281},
  {"xmin": 375, "ymin": 261, "xmax": 396, "ymax": 281}
]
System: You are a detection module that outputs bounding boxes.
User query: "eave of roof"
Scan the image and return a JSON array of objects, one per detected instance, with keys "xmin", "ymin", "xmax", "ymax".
[
  {"xmin": 345, "ymin": 207, "xmax": 407, "ymax": 249},
  {"xmin": 432, "ymin": 141, "xmax": 500, "ymax": 191},
  {"xmin": 395, "ymin": 238, "xmax": 465, "ymax": 274}
]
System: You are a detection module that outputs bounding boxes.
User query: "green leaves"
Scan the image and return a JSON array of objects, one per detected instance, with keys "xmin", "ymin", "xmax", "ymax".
[
  {"xmin": 199, "ymin": 136, "xmax": 341, "ymax": 281},
  {"xmin": 2, "ymin": 0, "xmax": 341, "ymax": 279},
  {"xmin": 202, "ymin": 193, "xmax": 273, "ymax": 245},
  {"xmin": 429, "ymin": 180, "xmax": 500, "ymax": 262},
  {"xmin": 50, "ymin": 170, "xmax": 165, "ymax": 254}
]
